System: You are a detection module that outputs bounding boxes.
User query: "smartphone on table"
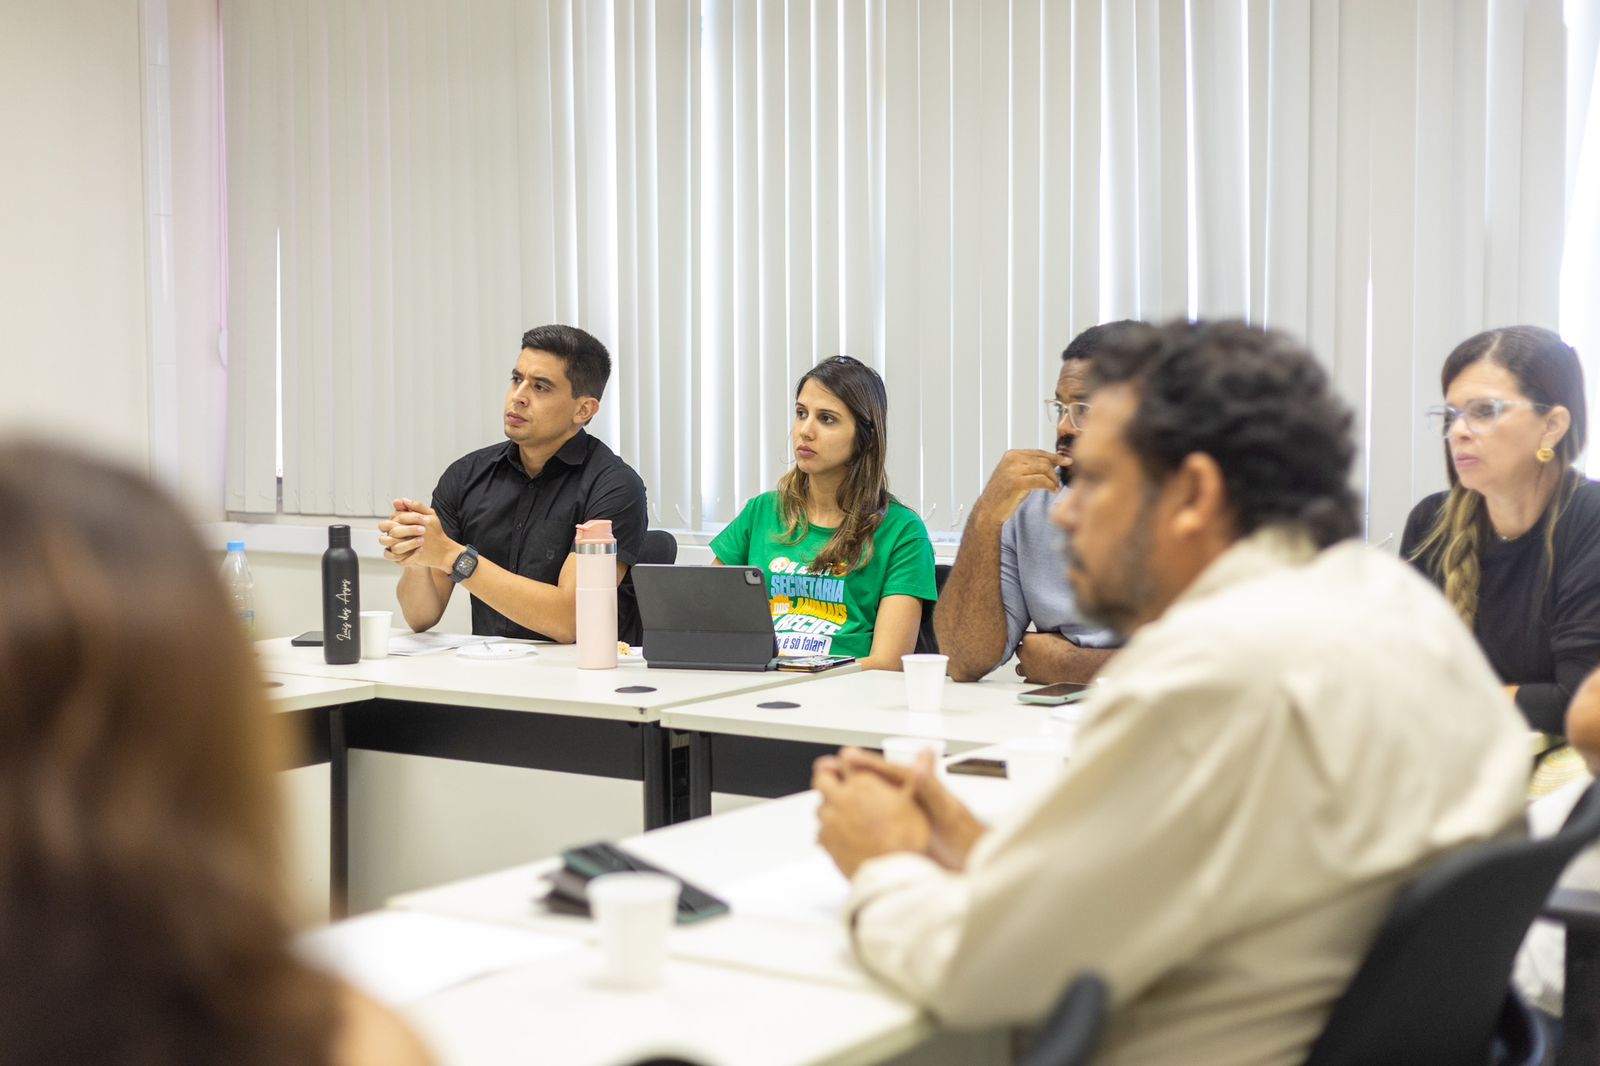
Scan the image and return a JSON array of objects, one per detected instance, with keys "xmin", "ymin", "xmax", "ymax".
[
  {"xmin": 1017, "ymin": 681, "xmax": 1092, "ymax": 705},
  {"xmin": 774, "ymin": 654, "xmax": 856, "ymax": 673}
]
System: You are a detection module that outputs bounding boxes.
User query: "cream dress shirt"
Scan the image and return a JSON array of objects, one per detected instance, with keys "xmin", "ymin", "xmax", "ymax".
[{"xmin": 846, "ymin": 526, "xmax": 1531, "ymax": 1065}]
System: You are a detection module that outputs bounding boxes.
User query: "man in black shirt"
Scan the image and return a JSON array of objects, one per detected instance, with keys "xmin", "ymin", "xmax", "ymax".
[{"xmin": 378, "ymin": 325, "xmax": 648, "ymax": 643}]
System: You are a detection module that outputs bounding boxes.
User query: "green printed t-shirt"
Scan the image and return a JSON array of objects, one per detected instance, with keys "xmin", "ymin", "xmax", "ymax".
[{"xmin": 710, "ymin": 492, "xmax": 938, "ymax": 659}]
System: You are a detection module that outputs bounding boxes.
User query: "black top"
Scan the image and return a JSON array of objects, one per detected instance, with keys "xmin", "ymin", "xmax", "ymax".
[
  {"xmin": 1401, "ymin": 477, "xmax": 1600, "ymax": 734},
  {"xmin": 430, "ymin": 429, "xmax": 648, "ymax": 643}
]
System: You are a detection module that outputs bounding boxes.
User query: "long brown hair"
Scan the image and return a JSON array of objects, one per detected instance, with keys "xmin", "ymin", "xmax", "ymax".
[
  {"xmin": 1409, "ymin": 326, "xmax": 1586, "ymax": 625},
  {"xmin": 0, "ymin": 442, "xmax": 338, "ymax": 1066},
  {"xmin": 776, "ymin": 356, "xmax": 892, "ymax": 574}
]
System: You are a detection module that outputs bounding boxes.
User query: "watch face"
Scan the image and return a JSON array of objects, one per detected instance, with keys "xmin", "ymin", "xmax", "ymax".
[{"xmin": 453, "ymin": 548, "xmax": 478, "ymax": 580}]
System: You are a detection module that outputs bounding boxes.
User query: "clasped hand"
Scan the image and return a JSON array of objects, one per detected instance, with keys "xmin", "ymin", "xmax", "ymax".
[
  {"xmin": 377, "ymin": 497, "xmax": 459, "ymax": 571},
  {"xmin": 813, "ymin": 747, "xmax": 988, "ymax": 879}
]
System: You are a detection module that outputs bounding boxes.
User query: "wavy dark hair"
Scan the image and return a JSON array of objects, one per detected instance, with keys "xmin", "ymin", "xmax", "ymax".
[
  {"xmin": 1090, "ymin": 319, "xmax": 1360, "ymax": 548},
  {"xmin": 0, "ymin": 442, "xmax": 338, "ymax": 1066},
  {"xmin": 1408, "ymin": 325, "xmax": 1586, "ymax": 625},
  {"xmin": 775, "ymin": 356, "xmax": 892, "ymax": 574}
]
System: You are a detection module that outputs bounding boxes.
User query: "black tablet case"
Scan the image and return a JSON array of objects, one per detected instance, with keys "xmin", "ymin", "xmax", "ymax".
[{"xmin": 631, "ymin": 564, "xmax": 778, "ymax": 671}]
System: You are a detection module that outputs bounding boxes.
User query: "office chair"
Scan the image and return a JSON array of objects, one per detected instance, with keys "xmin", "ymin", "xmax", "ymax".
[
  {"xmin": 619, "ymin": 531, "xmax": 677, "ymax": 646},
  {"xmin": 1301, "ymin": 781, "xmax": 1600, "ymax": 1066},
  {"xmin": 1535, "ymin": 882, "xmax": 1600, "ymax": 1064},
  {"xmin": 638, "ymin": 529, "xmax": 679, "ymax": 566},
  {"xmin": 914, "ymin": 561, "xmax": 953, "ymax": 655},
  {"xmin": 1015, "ymin": 972, "xmax": 1110, "ymax": 1066}
]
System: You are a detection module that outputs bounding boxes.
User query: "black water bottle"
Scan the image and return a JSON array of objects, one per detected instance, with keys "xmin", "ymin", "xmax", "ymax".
[{"xmin": 322, "ymin": 524, "xmax": 361, "ymax": 664}]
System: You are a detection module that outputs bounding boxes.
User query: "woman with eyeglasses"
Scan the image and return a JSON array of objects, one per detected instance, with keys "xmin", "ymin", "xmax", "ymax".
[
  {"xmin": 711, "ymin": 356, "xmax": 937, "ymax": 670},
  {"xmin": 1401, "ymin": 325, "xmax": 1600, "ymax": 735}
]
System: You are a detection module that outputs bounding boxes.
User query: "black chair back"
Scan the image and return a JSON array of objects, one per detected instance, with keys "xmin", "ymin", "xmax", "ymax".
[
  {"xmin": 1303, "ymin": 781, "xmax": 1600, "ymax": 1066},
  {"xmin": 915, "ymin": 561, "xmax": 953, "ymax": 655},
  {"xmin": 1016, "ymin": 972, "xmax": 1110, "ymax": 1066},
  {"xmin": 619, "ymin": 530, "xmax": 678, "ymax": 645},
  {"xmin": 638, "ymin": 529, "xmax": 679, "ymax": 566}
]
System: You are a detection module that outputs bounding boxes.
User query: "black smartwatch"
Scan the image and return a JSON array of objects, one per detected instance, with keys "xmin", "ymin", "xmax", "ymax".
[{"xmin": 448, "ymin": 544, "xmax": 480, "ymax": 584}]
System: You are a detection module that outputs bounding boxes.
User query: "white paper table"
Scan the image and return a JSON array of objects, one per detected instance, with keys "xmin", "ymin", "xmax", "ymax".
[
  {"xmin": 299, "ymin": 907, "xmax": 965, "ymax": 1066},
  {"xmin": 378, "ymin": 774, "xmax": 1021, "ymax": 1066},
  {"xmin": 258, "ymin": 638, "xmax": 852, "ymax": 722},
  {"xmin": 657, "ymin": 667, "xmax": 1077, "ymax": 814},
  {"xmin": 263, "ymin": 672, "xmax": 376, "ymax": 715},
  {"xmin": 255, "ymin": 638, "xmax": 861, "ymax": 912},
  {"xmin": 399, "ymin": 949, "xmax": 1008, "ymax": 1066},
  {"xmin": 255, "ymin": 637, "xmax": 861, "ymax": 827},
  {"xmin": 390, "ymin": 773, "xmax": 1022, "ymax": 989}
]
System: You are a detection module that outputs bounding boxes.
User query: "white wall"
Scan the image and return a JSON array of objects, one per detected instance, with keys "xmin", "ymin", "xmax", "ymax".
[
  {"xmin": 0, "ymin": 1, "xmax": 148, "ymax": 461},
  {"xmin": 0, "ymin": 0, "xmax": 228, "ymax": 520}
]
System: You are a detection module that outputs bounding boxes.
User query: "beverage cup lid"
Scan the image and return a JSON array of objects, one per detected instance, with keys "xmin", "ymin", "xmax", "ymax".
[{"xmin": 575, "ymin": 519, "xmax": 616, "ymax": 545}]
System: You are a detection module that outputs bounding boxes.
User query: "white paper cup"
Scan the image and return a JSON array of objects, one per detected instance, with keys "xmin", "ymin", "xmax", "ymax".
[
  {"xmin": 587, "ymin": 871, "xmax": 679, "ymax": 988},
  {"xmin": 901, "ymin": 653, "xmax": 950, "ymax": 712},
  {"xmin": 881, "ymin": 736, "xmax": 948, "ymax": 774},
  {"xmin": 1004, "ymin": 734, "xmax": 1070, "ymax": 795},
  {"xmin": 359, "ymin": 610, "xmax": 392, "ymax": 659}
]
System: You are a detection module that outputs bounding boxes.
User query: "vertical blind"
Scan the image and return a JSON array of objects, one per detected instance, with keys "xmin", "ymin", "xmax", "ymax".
[{"xmin": 224, "ymin": 0, "xmax": 1586, "ymax": 547}]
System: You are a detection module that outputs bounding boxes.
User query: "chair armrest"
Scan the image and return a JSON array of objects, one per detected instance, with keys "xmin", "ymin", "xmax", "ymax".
[
  {"xmin": 1553, "ymin": 890, "xmax": 1600, "ymax": 1066},
  {"xmin": 1543, "ymin": 887, "xmax": 1600, "ymax": 932}
]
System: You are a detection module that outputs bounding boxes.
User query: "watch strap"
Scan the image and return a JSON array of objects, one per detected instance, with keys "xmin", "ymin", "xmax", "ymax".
[{"xmin": 449, "ymin": 544, "xmax": 480, "ymax": 584}]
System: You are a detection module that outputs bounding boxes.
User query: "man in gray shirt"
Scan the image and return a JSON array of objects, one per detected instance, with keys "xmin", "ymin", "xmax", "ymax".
[{"xmin": 936, "ymin": 322, "xmax": 1137, "ymax": 683}]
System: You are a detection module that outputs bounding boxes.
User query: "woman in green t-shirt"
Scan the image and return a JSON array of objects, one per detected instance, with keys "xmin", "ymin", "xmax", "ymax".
[{"xmin": 711, "ymin": 356, "xmax": 937, "ymax": 670}]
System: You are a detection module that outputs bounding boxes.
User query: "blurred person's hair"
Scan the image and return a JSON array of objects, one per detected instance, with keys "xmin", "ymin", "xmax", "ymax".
[
  {"xmin": 1407, "ymin": 326, "xmax": 1586, "ymax": 626},
  {"xmin": 0, "ymin": 441, "xmax": 339, "ymax": 1066},
  {"xmin": 1090, "ymin": 319, "xmax": 1361, "ymax": 549}
]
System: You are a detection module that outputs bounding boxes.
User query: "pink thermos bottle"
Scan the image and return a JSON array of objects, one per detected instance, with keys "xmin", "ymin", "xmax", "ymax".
[{"xmin": 575, "ymin": 519, "xmax": 618, "ymax": 669}]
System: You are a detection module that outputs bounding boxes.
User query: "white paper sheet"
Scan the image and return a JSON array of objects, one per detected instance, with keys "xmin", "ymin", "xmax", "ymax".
[
  {"xmin": 297, "ymin": 910, "xmax": 578, "ymax": 1005},
  {"xmin": 387, "ymin": 632, "xmax": 490, "ymax": 657}
]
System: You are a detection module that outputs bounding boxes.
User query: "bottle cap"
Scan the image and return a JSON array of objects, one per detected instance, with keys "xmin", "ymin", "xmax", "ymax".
[
  {"xmin": 226, "ymin": 540, "xmax": 246, "ymax": 552},
  {"xmin": 328, "ymin": 524, "xmax": 351, "ymax": 548},
  {"xmin": 574, "ymin": 519, "xmax": 616, "ymax": 545}
]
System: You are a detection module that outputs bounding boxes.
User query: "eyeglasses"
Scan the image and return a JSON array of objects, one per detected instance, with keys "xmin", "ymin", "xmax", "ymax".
[
  {"xmin": 1045, "ymin": 399, "xmax": 1092, "ymax": 430},
  {"xmin": 1425, "ymin": 398, "xmax": 1550, "ymax": 438}
]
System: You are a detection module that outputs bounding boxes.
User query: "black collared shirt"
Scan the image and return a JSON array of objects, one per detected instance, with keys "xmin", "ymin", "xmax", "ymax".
[{"xmin": 430, "ymin": 429, "xmax": 648, "ymax": 642}]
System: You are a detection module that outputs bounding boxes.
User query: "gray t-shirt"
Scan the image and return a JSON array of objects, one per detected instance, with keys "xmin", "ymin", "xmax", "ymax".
[{"xmin": 999, "ymin": 488, "xmax": 1120, "ymax": 659}]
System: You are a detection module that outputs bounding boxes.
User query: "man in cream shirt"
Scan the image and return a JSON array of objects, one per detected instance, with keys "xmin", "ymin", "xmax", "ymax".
[{"xmin": 813, "ymin": 321, "xmax": 1530, "ymax": 1065}]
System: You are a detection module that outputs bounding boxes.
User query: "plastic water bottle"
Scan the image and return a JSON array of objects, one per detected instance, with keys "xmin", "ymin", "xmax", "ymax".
[
  {"xmin": 575, "ymin": 519, "xmax": 618, "ymax": 669},
  {"xmin": 221, "ymin": 540, "xmax": 256, "ymax": 637}
]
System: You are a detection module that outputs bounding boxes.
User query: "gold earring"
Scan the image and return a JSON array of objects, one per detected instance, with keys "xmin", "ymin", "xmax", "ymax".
[{"xmin": 1536, "ymin": 447, "xmax": 1555, "ymax": 463}]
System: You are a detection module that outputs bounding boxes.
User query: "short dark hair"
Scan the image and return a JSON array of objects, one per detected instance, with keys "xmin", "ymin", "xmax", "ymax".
[
  {"xmin": 1062, "ymin": 319, "xmax": 1143, "ymax": 363},
  {"xmin": 520, "ymin": 325, "xmax": 612, "ymax": 401},
  {"xmin": 1091, "ymin": 319, "xmax": 1360, "ymax": 548}
]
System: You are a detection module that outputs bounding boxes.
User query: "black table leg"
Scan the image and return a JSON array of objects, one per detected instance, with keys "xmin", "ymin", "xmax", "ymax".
[
  {"xmin": 328, "ymin": 704, "xmax": 350, "ymax": 919},
  {"xmin": 641, "ymin": 722, "xmax": 670, "ymax": 830},
  {"xmin": 688, "ymin": 731, "xmax": 713, "ymax": 820}
]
